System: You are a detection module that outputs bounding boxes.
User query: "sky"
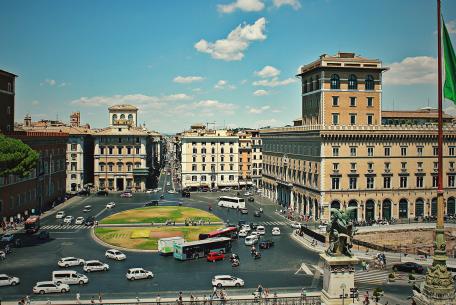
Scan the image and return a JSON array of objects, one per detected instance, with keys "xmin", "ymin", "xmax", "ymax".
[{"xmin": 1, "ymin": 0, "xmax": 456, "ymax": 134}]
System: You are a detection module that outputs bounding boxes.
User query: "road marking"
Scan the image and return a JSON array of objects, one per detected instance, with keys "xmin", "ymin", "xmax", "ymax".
[
  {"xmin": 295, "ymin": 263, "xmax": 313, "ymax": 275},
  {"xmin": 312, "ymin": 264, "xmax": 324, "ymax": 275},
  {"xmin": 95, "ymin": 208, "xmax": 107, "ymax": 218}
]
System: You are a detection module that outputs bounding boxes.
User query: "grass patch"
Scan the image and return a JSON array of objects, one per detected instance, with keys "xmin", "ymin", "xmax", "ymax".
[{"xmin": 130, "ymin": 229, "xmax": 151, "ymax": 239}]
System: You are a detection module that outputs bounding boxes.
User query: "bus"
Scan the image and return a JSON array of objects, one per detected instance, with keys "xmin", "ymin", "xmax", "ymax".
[
  {"xmin": 158, "ymin": 237, "xmax": 184, "ymax": 256},
  {"xmin": 198, "ymin": 227, "xmax": 238, "ymax": 240},
  {"xmin": 173, "ymin": 237, "xmax": 231, "ymax": 261},
  {"xmin": 217, "ymin": 196, "xmax": 245, "ymax": 209},
  {"xmin": 25, "ymin": 215, "xmax": 40, "ymax": 234}
]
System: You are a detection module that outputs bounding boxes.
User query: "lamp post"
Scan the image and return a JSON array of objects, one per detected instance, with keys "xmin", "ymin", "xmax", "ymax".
[{"xmin": 339, "ymin": 283, "xmax": 348, "ymax": 305}]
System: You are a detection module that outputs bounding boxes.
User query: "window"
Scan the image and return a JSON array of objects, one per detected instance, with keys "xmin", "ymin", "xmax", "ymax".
[
  {"xmin": 367, "ymin": 97, "xmax": 374, "ymax": 107},
  {"xmin": 434, "ymin": 162, "xmax": 438, "ymax": 170},
  {"xmin": 202, "ymin": 156, "xmax": 206, "ymax": 163},
  {"xmin": 230, "ymin": 164, "xmax": 234, "ymax": 171},
  {"xmin": 332, "ymin": 96, "xmax": 339, "ymax": 106},
  {"xmin": 384, "ymin": 177, "xmax": 391, "ymax": 188},
  {"xmin": 367, "ymin": 147, "xmax": 374, "ymax": 157},
  {"xmin": 211, "ymin": 147, "xmax": 215, "ymax": 154},
  {"xmin": 450, "ymin": 162, "xmax": 455, "ymax": 169},
  {"xmin": 333, "ymin": 163, "xmax": 339, "ymax": 171},
  {"xmin": 349, "ymin": 177, "xmax": 357, "ymax": 190},
  {"xmin": 401, "ymin": 147, "xmax": 407, "ymax": 156},
  {"xmin": 108, "ymin": 163, "xmax": 113, "ymax": 171},
  {"xmin": 7, "ymin": 82, "xmax": 12, "ymax": 92},
  {"xmin": 201, "ymin": 175, "xmax": 207, "ymax": 181},
  {"xmin": 202, "ymin": 164, "xmax": 206, "ymax": 171},
  {"xmin": 118, "ymin": 146, "xmax": 122, "ymax": 154},
  {"xmin": 350, "ymin": 97, "xmax": 357, "ymax": 107},
  {"xmin": 348, "ymin": 74, "xmax": 358, "ymax": 90},
  {"xmin": 192, "ymin": 156, "xmax": 196, "ymax": 162},
  {"xmin": 202, "ymin": 148, "xmax": 207, "ymax": 154},
  {"xmin": 384, "ymin": 147, "xmax": 391, "ymax": 156},
  {"xmin": 192, "ymin": 176, "xmax": 197, "ymax": 181},
  {"xmin": 330, "ymin": 74, "xmax": 340, "ymax": 89},
  {"xmin": 117, "ymin": 163, "xmax": 123, "ymax": 171},
  {"xmin": 350, "ymin": 147, "xmax": 357, "ymax": 157},
  {"xmin": 367, "ymin": 114, "xmax": 373, "ymax": 125},
  {"xmin": 108, "ymin": 147, "xmax": 113, "ymax": 154},
  {"xmin": 220, "ymin": 175, "xmax": 224, "ymax": 181},
  {"xmin": 400, "ymin": 176, "xmax": 408, "ymax": 188},
  {"xmin": 417, "ymin": 146, "xmax": 423, "ymax": 156},
  {"xmin": 417, "ymin": 162, "xmax": 423, "ymax": 169},
  {"xmin": 135, "ymin": 147, "xmax": 140, "ymax": 154},
  {"xmin": 365, "ymin": 75, "xmax": 374, "ymax": 90},
  {"xmin": 100, "ymin": 163, "xmax": 105, "ymax": 171},
  {"xmin": 350, "ymin": 114, "xmax": 357, "ymax": 125},
  {"xmin": 433, "ymin": 146, "xmax": 438, "ymax": 156},
  {"xmin": 332, "ymin": 113, "xmax": 339, "ymax": 125},
  {"xmin": 221, "ymin": 155, "xmax": 225, "ymax": 162},
  {"xmin": 221, "ymin": 164, "xmax": 225, "ymax": 171},
  {"xmin": 433, "ymin": 175, "xmax": 438, "ymax": 187},
  {"xmin": 449, "ymin": 175, "xmax": 456, "ymax": 187},
  {"xmin": 350, "ymin": 163, "xmax": 357, "ymax": 170},
  {"xmin": 401, "ymin": 162, "xmax": 407, "ymax": 169},
  {"xmin": 192, "ymin": 164, "xmax": 197, "ymax": 171},
  {"xmin": 127, "ymin": 147, "xmax": 132, "ymax": 154},
  {"xmin": 367, "ymin": 162, "xmax": 374, "ymax": 170},
  {"xmin": 128, "ymin": 114, "xmax": 133, "ymax": 122},
  {"xmin": 6, "ymin": 106, "xmax": 11, "ymax": 115},
  {"xmin": 366, "ymin": 177, "xmax": 374, "ymax": 189},
  {"xmin": 71, "ymin": 144, "xmax": 77, "ymax": 151},
  {"xmin": 417, "ymin": 176, "xmax": 424, "ymax": 188},
  {"xmin": 127, "ymin": 163, "xmax": 132, "ymax": 171},
  {"xmin": 229, "ymin": 147, "xmax": 234, "ymax": 154},
  {"xmin": 332, "ymin": 147, "xmax": 340, "ymax": 157},
  {"xmin": 309, "ymin": 77, "xmax": 313, "ymax": 91},
  {"xmin": 450, "ymin": 147, "xmax": 455, "ymax": 156},
  {"xmin": 221, "ymin": 148, "xmax": 224, "ymax": 154},
  {"xmin": 229, "ymin": 175, "xmax": 234, "ymax": 181},
  {"xmin": 332, "ymin": 177, "xmax": 340, "ymax": 190},
  {"xmin": 193, "ymin": 148, "xmax": 197, "ymax": 154}
]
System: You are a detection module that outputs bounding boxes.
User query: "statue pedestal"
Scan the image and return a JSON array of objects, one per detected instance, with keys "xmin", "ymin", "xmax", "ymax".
[{"xmin": 320, "ymin": 253, "xmax": 359, "ymax": 305}]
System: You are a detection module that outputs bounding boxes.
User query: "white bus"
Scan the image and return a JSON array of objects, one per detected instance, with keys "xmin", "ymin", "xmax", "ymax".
[{"xmin": 218, "ymin": 196, "xmax": 245, "ymax": 209}]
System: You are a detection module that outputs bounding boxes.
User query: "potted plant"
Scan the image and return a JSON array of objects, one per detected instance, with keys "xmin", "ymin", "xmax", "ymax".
[
  {"xmin": 388, "ymin": 272, "xmax": 396, "ymax": 282},
  {"xmin": 408, "ymin": 273, "xmax": 416, "ymax": 283}
]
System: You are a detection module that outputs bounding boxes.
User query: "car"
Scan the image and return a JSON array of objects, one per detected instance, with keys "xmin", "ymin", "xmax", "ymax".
[
  {"xmin": 250, "ymin": 231, "xmax": 261, "ymax": 237},
  {"xmin": 126, "ymin": 268, "xmax": 154, "ymax": 281},
  {"xmin": 181, "ymin": 191, "xmax": 191, "ymax": 198},
  {"xmin": 167, "ymin": 190, "xmax": 177, "ymax": 194},
  {"xmin": 244, "ymin": 235, "xmax": 259, "ymax": 246},
  {"xmin": 221, "ymin": 188, "xmax": 230, "ymax": 192},
  {"xmin": 392, "ymin": 262, "xmax": 425, "ymax": 274},
  {"xmin": 290, "ymin": 222, "xmax": 301, "ymax": 229},
  {"xmin": 82, "ymin": 205, "xmax": 92, "ymax": 212},
  {"xmin": 259, "ymin": 240, "xmax": 274, "ymax": 249},
  {"xmin": 55, "ymin": 211, "xmax": 66, "ymax": 219},
  {"xmin": 75, "ymin": 217, "xmax": 84, "ymax": 225},
  {"xmin": 63, "ymin": 216, "xmax": 74, "ymax": 224},
  {"xmin": 240, "ymin": 208, "xmax": 248, "ymax": 214},
  {"xmin": 38, "ymin": 230, "xmax": 50, "ymax": 240},
  {"xmin": 212, "ymin": 275, "xmax": 244, "ymax": 288},
  {"xmin": 0, "ymin": 274, "xmax": 20, "ymax": 286},
  {"xmin": 96, "ymin": 190, "xmax": 108, "ymax": 196},
  {"xmin": 145, "ymin": 189, "xmax": 154, "ymax": 194},
  {"xmin": 105, "ymin": 249, "xmax": 126, "ymax": 260},
  {"xmin": 120, "ymin": 192, "xmax": 133, "ymax": 198},
  {"xmin": 145, "ymin": 200, "xmax": 159, "ymax": 207},
  {"xmin": 244, "ymin": 192, "xmax": 252, "ymax": 196},
  {"xmin": 241, "ymin": 224, "xmax": 251, "ymax": 232},
  {"xmin": 271, "ymin": 227, "xmax": 281, "ymax": 236},
  {"xmin": 83, "ymin": 260, "xmax": 109, "ymax": 272},
  {"xmin": 58, "ymin": 257, "xmax": 85, "ymax": 268},
  {"xmin": 1, "ymin": 233, "xmax": 14, "ymax": 242},
  {"xmin": 254, "ymin": 211, "xmax": 261, "ymax": 217},
  {"xmin": 85, "ymin": 216, "xmax": 95, "ymax": 226},
  {"xmin": 238, "ymin": 229, "xmax": 249, "ymax": 238},
  {"xmin": 207, "ymin": 251, "xmax": 225, "ymax": 262},
  {"xmin": 247, "ymin": 197, "xmax": 254, "ymax": 202},
  {"xmin": 33, "ymin": 281, "xmax": 70, "ymax": 294},
  {"xmin": 256, "ymin": 226, "xmax": 266, "ymax": 235},
  {"xmin": 106, "ymin": 202, "xmax": 116, "ymax": 209},
  {"xmin": 250, "ymin": 223, "xmax": 258, "ymax": 230}
]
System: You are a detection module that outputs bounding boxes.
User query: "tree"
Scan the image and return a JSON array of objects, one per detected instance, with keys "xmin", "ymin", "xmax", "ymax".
[{"xmin": 0, "ymin": 134, "xmax": 39, "ymax": 177}]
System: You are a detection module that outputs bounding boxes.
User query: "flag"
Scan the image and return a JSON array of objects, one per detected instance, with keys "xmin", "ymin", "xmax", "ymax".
[{"xmin": 443, "ymin": 17, "xmax": 456, "ymax": 103}]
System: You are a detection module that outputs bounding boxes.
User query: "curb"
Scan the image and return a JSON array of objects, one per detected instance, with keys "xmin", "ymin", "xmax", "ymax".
[{"xmin": 290, "ymin": 233, "xmax": 324, "ymax": 254}]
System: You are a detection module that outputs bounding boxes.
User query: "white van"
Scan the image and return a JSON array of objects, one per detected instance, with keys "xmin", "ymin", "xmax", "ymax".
[
  {"xmin": 244, "ymin": 235, "xmax": 259, "ymax": 246},
  {"xmin": 52, "ymin": 270, "xmax": 88, "ymax": 285}
]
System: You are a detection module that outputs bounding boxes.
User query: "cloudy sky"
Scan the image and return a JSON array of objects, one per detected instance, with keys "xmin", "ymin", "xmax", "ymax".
[{"xmin": 1, "ymin": 0, "xmax": 455, "ymax": 133}]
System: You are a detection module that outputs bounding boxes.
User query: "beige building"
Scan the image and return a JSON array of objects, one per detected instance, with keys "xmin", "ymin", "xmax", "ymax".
[
  {"xmin": 238, "ymin": 131, "xmax": 253, "ymax": 188},
  {"xmin": 181, "ymin": 124, "xmax": 239, "ymax": 190},
  {"xmin": 261, "ymin": 52, "xmax": 456, "ymax": 221}
]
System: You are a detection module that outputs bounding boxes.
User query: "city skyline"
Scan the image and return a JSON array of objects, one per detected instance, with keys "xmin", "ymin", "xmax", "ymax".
[{"xmin": 1, "ymin": 0, "xmax": 456, "ymax": 133}]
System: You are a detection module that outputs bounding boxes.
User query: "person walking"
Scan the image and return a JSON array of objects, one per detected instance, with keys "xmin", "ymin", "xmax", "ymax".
[
  {"xmin": 212, "ymin": 286, "xmax": 218, "ymax": 298},
  {"xmin": 76, "ymin": 292, "xmax": 81, "ymax": 304},
  {"xmin": 98, "ymin": 292, "xmax": 103, "ymax": 304},
  {"xmin": 25, "ymin": 296, "xmax": 30, "ymax": 305},
  {"xmin": 90, "ymin": 297, "xmax": 95, "ymax": 305},
  {"xmin": 257, "ymin": 284, "xmax": 264, "ymax": 298}
]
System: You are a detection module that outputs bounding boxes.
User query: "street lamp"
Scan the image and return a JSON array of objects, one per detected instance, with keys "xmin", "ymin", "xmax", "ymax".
[{"xmin": 339, "ymin": 283, "xmax": 348, "ymax": 305}]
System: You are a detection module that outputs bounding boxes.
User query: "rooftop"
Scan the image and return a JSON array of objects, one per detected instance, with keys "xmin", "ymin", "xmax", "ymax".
[
  {"xmin": 382, "ymin": 108, "xmax": 453, "ymax": 120},
  {"xmin": 108, "ymin": 104, "xmax": 138, "ymax": 111}
]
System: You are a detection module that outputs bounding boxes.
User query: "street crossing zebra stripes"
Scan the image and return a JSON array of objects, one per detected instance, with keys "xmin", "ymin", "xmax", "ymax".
[
  {"xmin": 258, "ymin": 221, "xmax": 288, "ymax": 226},
  {"xmin": 41, "ymin": 224, "xmax": 94, "ymax": 230},
  {"xmin": 354, "ymin": 269, "xmax": 389, "ymax": 285}
]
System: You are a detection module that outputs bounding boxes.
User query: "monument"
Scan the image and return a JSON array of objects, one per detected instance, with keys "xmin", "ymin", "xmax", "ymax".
[{"xmin": 320, "ymin": 208, "xmax": 359, "ymax": 305}]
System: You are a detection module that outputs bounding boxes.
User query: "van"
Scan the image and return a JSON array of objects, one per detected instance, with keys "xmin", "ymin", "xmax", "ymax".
[
  {"xmin": 52, "ymin": 270, "xmax": 88, "ymax": 285},
  {"xmin": 244, "ymin": 235, "xmax": 259, "ymax": 246}
]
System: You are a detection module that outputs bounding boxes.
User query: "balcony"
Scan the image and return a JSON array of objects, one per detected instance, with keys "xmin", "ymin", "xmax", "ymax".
[{"xmin": 133, "ymin": 167, "xmax": 149, "ymax": 176}]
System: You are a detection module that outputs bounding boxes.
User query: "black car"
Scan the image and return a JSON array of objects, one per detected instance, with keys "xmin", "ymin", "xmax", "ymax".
[
  {"xmin": 38, "ymin": 230, "xmax": 50, "ymax": 240},
  {"xmin": 85, "ymin": 216, "xmax": 95, "ymax": 226},
  {"xmin": 96, "ymin": 190, "xmax": 108, "ymax": 196},
  {"xmin": 250, "ymin": 222, "xmax": 258, "ymax": 230},
  {"xmin": 259, "ymin": 240, "xmax": 274, "ymax": 249},
  {"xmin": 181, "ymin": 191, "xmax": 190, "ymax": 198},
  {"xmin": 145, "ymin": 200, "xmax": 159, "ymax": 207},
  {"xmin": 392, "ymin": 262, "xmax": 425, "ymax": 274},
  {"xmin": 240, "ymin": 208, "xmax": 248, "ymax": 214},
  {"xmin": 254, "ymin": 210, "xmax": 261, "ymax": 217},
  {"xmin": 247, "ymin": 197, "xmax": 254, "ymax": 202}
]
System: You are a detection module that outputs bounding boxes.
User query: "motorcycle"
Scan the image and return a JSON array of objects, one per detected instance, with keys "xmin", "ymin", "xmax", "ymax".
[
  {"xmin": 231, "ymin": 259, "xmax": 240, "ymax": 267},
  {"xmin": 254, "ymin": 252, "xmax": 262, "ymax": 259}
]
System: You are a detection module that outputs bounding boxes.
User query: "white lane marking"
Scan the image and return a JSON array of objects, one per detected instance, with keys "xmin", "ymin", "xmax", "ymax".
[
  {"xmin": 295, "ymin": 263, "xmax": 313, "ymax": 275},
  {"xmin": 312, "ymin": 264, "xmax": 324, "ymax": 275}
]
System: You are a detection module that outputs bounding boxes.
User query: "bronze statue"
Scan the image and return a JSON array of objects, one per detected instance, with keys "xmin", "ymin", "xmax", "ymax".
[{"xmin": 326, "ymin": 207, "xmax": 357, "ymax": 257}]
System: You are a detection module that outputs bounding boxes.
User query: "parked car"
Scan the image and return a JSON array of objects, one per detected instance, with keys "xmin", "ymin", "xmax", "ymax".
[
  {"xmin": 96, "ymin": 190, "xmax": 108, "ymax": 196},
  {"xmin": 254, "ymin": 211, "xmax": 261, "ymax": 217},
  {"xmin": 105, "ymin": 249, "xmax": 126, "ymax": 261},
  {"xmin": 392, "ymin": 262, "xmax": 425, "ymax": 274},
  {"xmin": 207, "ymin": 251, "xmax": 225, "ymax": 262},
  {"xmin": 271, "ymin": 227, "xmax": 281, "ymax": 236},
  {"xmin": 256, "ymin": 226, "xmax": 266, "ymax": 235},
  {"xmin": 58, "ymin": 257, "xmax": 85, "ymax": 268},
  {"xmin": 75, "ymin": 217, "xmax": 84, "ymax": 225},
  {"xmin": 33, "ymin": 281, "xmax": 70, "ymax": 294},
  {"xmin": 38, "ymin": 231, "xmax": 50, "ymax": 240},
  {"xmin": 212, "ymin": 275, "xmax": 244, "ymax": 288},
  {"xmin": 240, "ymin": 208, "xmax": 248, "ymax": 214},
  {"xmin": 82, "ymin": 205, "xmax": 92, "ymax": 213},
  {"xmin": 120, "ymin": 192, "xmax": 133, "ymax": 198},
  {"xmin": 1, "ymin": 234, "xmax": 14, "ymax": 242},
  {"xmin": 290, "ymin": 222, "xmax": 301, "ymax": 229},
  {"xmin": 83, "ymin": 260, "xmax": 109, "ymax": 272},
  {"xmin": 106, "ymin": 202, "xmax": 116, "ymax": 209},
  {"xmin": 0, "ymin": 274, "xmax": 20, "ymax": 286},
  {"xmin": 259, "ymin": 240, "xmax": 274, "ymax": 249},
  {"xmin": 63, "ymin": 216, "xmax": 74, "ymax": 224},
  {"xmin": 126, "ymin": 268, "xmax": 153, "ymax": 281},
  {"xmin": 55, "ymin": 211, "xmax": 65, "ymax": 219},
  {"xmin": 145, "ymin": 200, "xmax": 159, "ymax": 207},
  {"xmin": 85, "ymin": 216, "xmax": 95, "ymax": 226}
]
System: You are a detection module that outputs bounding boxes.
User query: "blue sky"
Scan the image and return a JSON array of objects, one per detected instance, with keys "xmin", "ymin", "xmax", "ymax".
[{"xmin": 1, "ymin": 0, "xmax": 455, "ymax": 133}]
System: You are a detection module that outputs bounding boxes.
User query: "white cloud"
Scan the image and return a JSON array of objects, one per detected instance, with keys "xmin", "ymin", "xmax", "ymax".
[
  {"xmin": 253, "ymin": 89, "xmax": 269, "ymax": 96},
  {"xmin": 192, "ymin": 88, "xmax": 203, "ymax": 92},
  {"xmin": 247, "ymin": 105, "xmax": 270, "ymax": 114},
  {"xmin": 272, "ymin": 0, "xmax": 301, "ymax": 10},
  {"xmin": 31, "ymin": 100, "xmax": 40, "ymax": 106},
  {"xmin": 217, "ymin": 0, "xmax": 265, "ymax": 13},
  {"xmin": 41, "ymin": 79, "xmax": 68, "ymax": 87},
  {"xmin": 173, "ymin": 99, "xmax": 238, "ymax": 116},
  {"xmin": 253, "ymin": 77, "xmax": 297, "ymax": 87},
  {"xmin": 383, "ymin": 56, "xmax": 437, "ymax": 85},
  {"xmin": 173, "ymin": 76, "xmax": 205, "ymax": 83},
  {"xmin": 214, "ymin": 80, "xmax": 236, "ymax": 90},
  {"xmin": 255, "ymin": 65, "xmax": 280, "ymax": 78},
  {"xmin": 70, "ymin": 93, "xmax": 192, "ymax": 107},
  {"xmin": 58, "ymin": 82, "xmax": 67, "ymax": 87},
  {"xmin": 194, "ymin": 17, "xmax": 267, "ymax": 61},
  {"xmin": 255, "ymin": 118, "xmax": 283, "ymax": 128}
]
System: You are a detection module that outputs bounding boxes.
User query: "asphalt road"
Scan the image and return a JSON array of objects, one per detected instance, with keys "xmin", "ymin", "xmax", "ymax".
[{"xmin": 0, "ymin": 173, "xmax": 323, "ymax": 301}]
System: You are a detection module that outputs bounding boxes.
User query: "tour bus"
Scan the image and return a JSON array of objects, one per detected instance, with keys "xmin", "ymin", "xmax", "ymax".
[
  {"xmin": 198, "ymin": 227, "xmax": 238, "ymax": 240},
  {"xmin": 173, "ymin": 237, "xmax": 231, "ymax": 261},
  {"xmin": 158, "ymin": 237, "xmax": 184, "ymax": 256},
  {"xmin": 217, "ymin": 196, "xmax": 245, "ymax": 209},
  {"xmin": 25, "ymin": 216, "xmax": 40, "ymax": 234}
]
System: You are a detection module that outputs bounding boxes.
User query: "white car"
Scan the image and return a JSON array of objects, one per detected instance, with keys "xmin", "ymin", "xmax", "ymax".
[
  {"xmin": 290, "ymin": 222, "xmax": 301, "ymax": 229},
  {"xmin": 250, "ymin": 231, "xmax": 261, "ymax": 237},
  {"xmin": 105, "ymin": 249, "xmax": 126, "ymax": 260},
  {"xmin": 146, "ymin": 189, "xmax": 153, "ymax": 194},
  {"xmin": 0, "ymin": 274, "xmax": 20, "ymax": 286},
  {"xmin": 1, "ymin": 233, "xmax": 14, "ymax": 242},
  {"xmin": 272, "ymin": 227, "xmax": 281, "ymax": 236},
  {"xmin": 167, "ymin": 190, "xmax": 177, "ymax": 194},
  {"xmin": 244, "ymin": 235, "xmax": 259, "ymax": 246},
  {"xmin": 83, "ymin": 260, "xmax": 109, "ymax": 272},
  {"xmin": 58, "ymin": 257, "xmax": 85, "ymax": 268},
  {"xmin": 75, "ymin": 217, "xmax": 84, "ymax": 225},
  {"xmin": 106, "ymin": 202, "xmax": 116, "ymax": 209},
  {"xmin": 63, "ymin": 216, "xmax": 74, "ymax": 224},
  {"xmin": 166, "ymin": 182, "xmax": 171, "ymax": 186},
  {"xmin": 56, "ymin": 211, "xmax": 65, "ymax": 219},
  {"xmin": 238, "ymin": 229, "xmax": 249, "ymax": 237},
  {"xmin": 212, "ymin": 275, "xmax": 244, "ymax": 288},
  {"xmin": 33, "ymin": 281, "xmax": 70, "ymax": 294},
  {"xmin": 244, "ymin": 192, "xmax": 252, "ymax": 196},
  {"xmin": 126, "ymin": 268, "xmax": 153, "ymax": 281},
  {"xmin": 256, "ymin": 226, "xmax": 266, "ymax": 235},
  {"xmin": 241, "ymin": 224, "xmax": 251, "ymax": 232}
]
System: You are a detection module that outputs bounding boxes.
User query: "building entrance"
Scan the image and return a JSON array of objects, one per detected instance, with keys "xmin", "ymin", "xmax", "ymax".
[{"xmin": 116, "ymin": 178, "xmax": 124, "ymax": 191}]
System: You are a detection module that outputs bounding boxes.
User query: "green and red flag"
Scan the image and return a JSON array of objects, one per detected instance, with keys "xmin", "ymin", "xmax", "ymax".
[{"xmin": 443, "ymin": 17, "xmax": 456, "ymax": 103}]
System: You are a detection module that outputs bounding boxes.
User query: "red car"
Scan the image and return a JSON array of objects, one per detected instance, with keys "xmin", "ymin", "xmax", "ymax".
[{"xmin": 207, "ymin": 251, "xmax": 225, "ymax": 262}]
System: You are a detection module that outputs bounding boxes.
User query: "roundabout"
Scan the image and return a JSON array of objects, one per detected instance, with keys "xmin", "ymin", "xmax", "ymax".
[{"xmin": 94, "ymin": 206, "xmax": 222, "ymax": 250}]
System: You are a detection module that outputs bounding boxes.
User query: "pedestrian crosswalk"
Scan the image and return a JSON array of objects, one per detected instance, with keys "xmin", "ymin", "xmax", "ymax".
[
  {"xmin": 41, "ymin": 224, "xmax": 94, "ymax": 230},
  {"xmin": 258, "ymin": 221, "xmax": 288, "ymax": 226},
  {"xmin": 354, "ymin": 269, "xmax": 389, "ymax": 285}
]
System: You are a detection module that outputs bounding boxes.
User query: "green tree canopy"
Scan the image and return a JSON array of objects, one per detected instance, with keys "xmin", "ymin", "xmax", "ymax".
[{"xmin": 0, "ymin": 134, "xmax": 39, "ymax": 177}]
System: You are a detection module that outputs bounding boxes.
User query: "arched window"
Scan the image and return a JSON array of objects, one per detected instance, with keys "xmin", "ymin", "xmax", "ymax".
[
  {"xmin": 112, "ymin": 114, "xmax": 117, "ymax": 124},
  {"xmin": 348, "ymin": 74, "xmax": 358, "ymax": 90},
  {"xmin": 128, "ymin": 114, "xmax": 133, "ymax": 122},
  {"xmin": 330, "ymin": 74, "xmax": 340, "ymax": 89},
  {"xmin": 309, "ymin": 77, "xmax": 313, "ymax": 91},
  {"xmin": 120, "ymin": 114, "xmax": 125, "ymax": 120},
  {"xmin": 365, "ymin": 75, "xmax": 374, "ymax": 90}
]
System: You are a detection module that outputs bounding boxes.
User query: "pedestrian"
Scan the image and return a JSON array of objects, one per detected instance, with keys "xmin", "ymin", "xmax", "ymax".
[
  {"xmin": 363, "ymin": 291, "xmax": 369, "ymax": 305},
  {"xmin": 365, "ymin": 262, "xmax": 369, "ymax": 272},
  {"xmin": 212, "ymin": 286, "xmax": 217, "ymax": 298},
  {"xmin": 91, "ymin": 297, "xmax": 95, "ymax": 304},
  {"xmin": 257, "ymin": 284, "xmax": 264, "ymax": 298},
  {"xmin": 203, "ymin": 294, "xmax": 208, "ymax": 305},
  {"xmin": 272, "ymin": 292, "xmax": 278, "ymax": 305},
  {"xmin": 190, "ymin": 294, "xmax": 194, "ymax": 305},
  {"xmin": 156, "ymin": 294, "xmax": 161, "ymax": 305},
  {"xmin": 98, "ymin": 292, "xmax": 103, "ymax": 303},
  {"xmin": 76, "ymin": 292, "xmax": 81, "ymax": 304},
  {"xmin": 25, "ymin": 296, "xmax": 30, "ymax": 305},
  {"xmin": 46, "ymin": 299, "xmax": 51, "ymax": 305}
]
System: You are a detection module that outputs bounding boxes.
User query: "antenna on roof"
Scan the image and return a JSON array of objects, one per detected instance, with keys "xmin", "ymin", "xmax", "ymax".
[
  {"xmin": 427, "ymin": 97, "xmax": 430, "ymax": 108},
  {"xmin": 393, "ymin": 98, "xmax": 395, "ymax": 111}
]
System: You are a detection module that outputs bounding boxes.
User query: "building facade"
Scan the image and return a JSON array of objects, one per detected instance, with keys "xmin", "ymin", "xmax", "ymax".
[
  {"xmin": 181, "ymin": 125, "xmax": 239, "ymax": 190},
  {"xmin": 0, "ymin": 69, "xmax": 16, "ymax": 133},
  {"xmin": 261, "ymin": 52, "xmax": 456, "ymax": 221},
  {"xmin": 238, "ymin": 131, "xmax": 253, "ymax": 188},
  {"xmin": 251, "ymin": 130, "xmax": 263, "ymax": 189}
]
